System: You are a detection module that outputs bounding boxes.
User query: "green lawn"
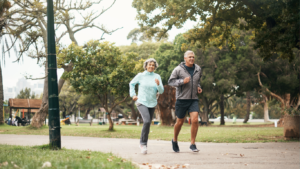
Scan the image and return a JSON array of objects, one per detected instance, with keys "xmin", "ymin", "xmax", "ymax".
[
  {"xmin": 0, "ymin": 123, "xmax": 295, "ymax": 143},
  {"xmin": 0, "ymin": 144, "xmax": 136, "ymax": 169}
]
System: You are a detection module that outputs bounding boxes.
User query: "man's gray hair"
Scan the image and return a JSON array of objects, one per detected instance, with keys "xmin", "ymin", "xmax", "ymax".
[
  {"xmin": 143, "ymin": 58, "xmax": 159, "ymax": 71},
  {"xmin": 184, "ymin": 50, "xmax": 195, "ymax": 58}
]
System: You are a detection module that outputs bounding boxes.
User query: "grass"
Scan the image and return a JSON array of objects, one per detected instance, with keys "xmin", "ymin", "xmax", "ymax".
[
  {"xmin": 0, "ymin": 144, "xmax": 136, "ymax": 169},
  {"xmin": 1, "ymin": 123, "xmax": 297, "ymax": 143}
]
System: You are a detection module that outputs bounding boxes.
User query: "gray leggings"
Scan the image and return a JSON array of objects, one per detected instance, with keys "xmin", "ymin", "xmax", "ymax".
[{"xmin": 137, "ymin": 104, "xmax": 155, "ymax": 145}]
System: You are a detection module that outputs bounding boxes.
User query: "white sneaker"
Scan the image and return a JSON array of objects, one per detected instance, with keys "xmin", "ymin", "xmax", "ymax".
[{"xmin": 139, "ymin": 144, "xmax": 147, "ymax": 154}]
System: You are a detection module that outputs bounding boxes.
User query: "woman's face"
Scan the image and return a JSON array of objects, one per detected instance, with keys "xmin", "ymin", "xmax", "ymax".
[{"xmin": 146, "ymin": 62, "xmax": 156, "ymax": 72}]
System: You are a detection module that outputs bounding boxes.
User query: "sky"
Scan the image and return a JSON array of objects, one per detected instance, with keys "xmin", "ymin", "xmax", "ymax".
[{"xmin": 1, "ymin": 0, "xmax": 196, "ymax": 90}]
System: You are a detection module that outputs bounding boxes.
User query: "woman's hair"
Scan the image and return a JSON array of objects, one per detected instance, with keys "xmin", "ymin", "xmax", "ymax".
[{"xmin": 143, "ymin": 58, "xmax": 159, "ymax": 71}]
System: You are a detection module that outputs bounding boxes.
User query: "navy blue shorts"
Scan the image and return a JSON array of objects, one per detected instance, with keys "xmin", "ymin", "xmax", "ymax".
[{"xmin": 175, "ymin": 100, "xmax": 199, "ymax": 119}]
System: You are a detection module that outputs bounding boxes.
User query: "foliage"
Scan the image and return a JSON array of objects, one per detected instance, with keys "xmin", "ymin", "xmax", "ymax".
[
  {"xmin": 59, "ymin": 40, "xmax": 141, "ymax": 130},
  {"xmin": 119, "ymin": 41, "xmax": 162, "ymax": 59},
  {"xmin": 16, "ymin": 87, "xmax": 36, "ymax": 99},
  {"xmin": 151, "ymin": 34, "xmax": 186, "ymax": 84},
  {"xmin": 127, "ymin": 27, "xmax": 168, "ymax": 43},
  {"xmin": 59, "ymin": 81, "xmax": 81, "ymax": 116},
  {"xmin": 133, "ymin": 0, "xmax": 299, "ymax": 61}
]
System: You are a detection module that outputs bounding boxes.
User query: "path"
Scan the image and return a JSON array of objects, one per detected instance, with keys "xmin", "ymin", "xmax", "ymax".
[{"xmin": 0, "ymin": 134, "xmax": 299, "ymax": 169}]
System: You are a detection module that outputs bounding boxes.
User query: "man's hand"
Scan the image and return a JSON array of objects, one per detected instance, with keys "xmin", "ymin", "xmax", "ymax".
[
  {"xmin": 183, "ymin": 77, "xmax": 190, "ymax": 84},
  {"xmin": 198, "ymin": 87, "xmax": 202, "ymax": 94},
  {"xmin": 155, "ymin": 78, "xmax": 159, "ymax": 85},
  {"xmin": 132, "ymin": 96, "xmax": 138, "ymax": 101}
]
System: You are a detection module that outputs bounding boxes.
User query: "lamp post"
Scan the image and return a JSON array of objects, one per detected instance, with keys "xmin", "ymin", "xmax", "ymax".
[{"xmin": 47, "ymin": 0, "xmax": 61, "ymax": 148}]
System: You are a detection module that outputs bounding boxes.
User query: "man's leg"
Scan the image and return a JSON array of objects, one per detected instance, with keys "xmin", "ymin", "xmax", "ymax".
[
  {"xmin": 173, "ymin": 117, "xmax": 184, "ymax": 142},
  {"xmin": 189, "ymin": 112, "xmax": 199, "ymax": 144}
]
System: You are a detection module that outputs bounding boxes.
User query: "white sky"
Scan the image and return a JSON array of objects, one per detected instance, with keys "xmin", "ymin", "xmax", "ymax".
[{"xmin": 1, "ymin": 0, "xmax": 196, "ymax": 89}]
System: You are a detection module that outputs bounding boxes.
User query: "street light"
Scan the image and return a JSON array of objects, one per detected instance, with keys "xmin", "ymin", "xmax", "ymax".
[{"xmin": 47, "ymin": 0, "xmax": 61, "ymax": 149}]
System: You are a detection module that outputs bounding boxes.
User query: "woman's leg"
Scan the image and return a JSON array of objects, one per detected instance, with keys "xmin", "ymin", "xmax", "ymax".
[{"xmin": 137, "ymin": 105, "xmax": 155, "ymax": 145}]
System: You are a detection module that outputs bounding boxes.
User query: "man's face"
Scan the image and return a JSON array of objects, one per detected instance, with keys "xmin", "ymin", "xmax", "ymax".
[{"xmin": 184, "ymin": 52, "xmax": 195, "ymax": 66}]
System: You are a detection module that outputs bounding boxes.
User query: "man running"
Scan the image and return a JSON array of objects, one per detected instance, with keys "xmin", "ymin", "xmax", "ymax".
[{"xmin": 168, "ymin": 50, "xmax": 202, "ymax": 152}]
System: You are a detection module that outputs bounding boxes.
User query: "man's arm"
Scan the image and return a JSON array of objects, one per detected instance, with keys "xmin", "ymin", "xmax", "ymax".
[{"xmin": 168, "ymin": 68, "xmax": 185, "ymax": 87}]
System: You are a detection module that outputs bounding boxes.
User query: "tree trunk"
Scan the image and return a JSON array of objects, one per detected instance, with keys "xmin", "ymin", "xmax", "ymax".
[
  {"xmin": 220, "ymin": 94, "xmax": 225, "ymax": 125},
  {"xmin": 243, "ymin": 91, "xmax": 251, "ymax": 123},
  {"xmin": 284, "ymin": 93, "xmax": 291, "ymax": 109},
  {"xmin": 0, "ymin": 66, "xmax": 3, "ymax": 124},
  {"xmin": 158, "ymin": 106, "xmax": 174, "ymax": 125},
  {"xmin": 157, "ymin": 85, "xmax": 176, "ymax": 126},
  {"xmin": 263, "ymin": 95, "xmax": 270, "ymax": 122},
  {"xmin": 31, "ymin": 63, "xmax": 49, "ymax": 128},
  {"xmin": 199, "ymin": 96, "xmax": 209, "ymax": 122},
  {"xmin": 107, "ymin": 113, "xmax": 114, "ymax": 130},
  {"xmin": 127, "ymin": 100, "xmax": 138, "ymax": 120},
  {"xmin": 84, "ymin": 108, "xmax": 91, "ymax": 119}
]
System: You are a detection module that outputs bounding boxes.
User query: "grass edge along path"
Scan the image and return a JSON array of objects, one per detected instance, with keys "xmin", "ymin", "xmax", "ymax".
[
  {"xmin": 0, "ymin": 144, "xmax": 137, "ymax": 169},
  {"xmin": 0, "ymin": 123, "xmax": 298, "ymax": 143}
]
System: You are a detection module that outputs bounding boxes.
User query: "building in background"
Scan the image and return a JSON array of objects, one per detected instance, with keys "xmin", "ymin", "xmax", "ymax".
[{"xmin": 3, "ymin": 77, "xmax": 44, "ymax": 101}]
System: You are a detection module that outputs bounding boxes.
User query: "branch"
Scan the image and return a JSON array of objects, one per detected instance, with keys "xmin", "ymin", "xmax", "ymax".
[
  {"xmin": 257, "ymin": 72, "xmax": 285, "ymax": 105},
  {"xmin": 25, "ymin": 75, "xmax": 48, "ymax": 80},
  {"xmin": 111, "ymin": 95, "xmax": 129, "ymax": 110}
]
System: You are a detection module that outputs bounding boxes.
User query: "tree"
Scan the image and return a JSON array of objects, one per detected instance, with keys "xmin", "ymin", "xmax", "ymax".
[
  {"xmin": 59, "ymin": 80, "xmax": 81, "ymax": 119},
  {"xmin": 16, "ymin": 87, "xmax": 36, "ymax": 99},
  {"xmin": 3, "ymin": 0, "xmax": 120, "ymax": 128},
  {"xmin": 119, "ymin": 41, "xmax": 162, "ymax": 60},
  {"xmin": 127, "ymin": 27, "xmax": 168, "ymax": 43},
  {"xmin": 258, "ymin": 52, "xmax": 300, "ymax": 114},
  {"xmin": 60, "ymin": 40, "xmax": 141, "ymax": 130},
  {"xmin": 77, "ymin": 94, "xmax": 100, "ymax": 119},
  {"xmin": 0, "ymin": 0, "xmax": 12, "ymax": 124},
  {"xmin": 132, "ymin": 0, "xmax": 299, "ymax": 61},
  {"xmin": 152, "ymin": 34, "xmax": 186, "ymax": 84}
]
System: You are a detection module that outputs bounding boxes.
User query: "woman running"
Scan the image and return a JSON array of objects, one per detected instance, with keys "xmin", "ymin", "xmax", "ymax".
[{"xmin": 129, "ymin": 58, "xmax": 164, "ymax": 154}]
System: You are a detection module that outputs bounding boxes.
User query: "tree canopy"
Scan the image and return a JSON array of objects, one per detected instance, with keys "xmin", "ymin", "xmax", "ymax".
[
  {"xmin": 59, "ymin": 40, "xmax": 142, "ymax": 130},
  {"xmin": 16, "ymin": 87, "xmax": 36, "ymax": 99},
  {"xmin": 133, "ymin": 0, "xmax": 299, "ymax": 61}
]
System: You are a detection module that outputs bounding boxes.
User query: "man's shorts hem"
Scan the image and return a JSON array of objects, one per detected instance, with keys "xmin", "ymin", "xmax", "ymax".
[{"xmin": 175, "ymin": 100, "xmax": 199, "ymax": 119}]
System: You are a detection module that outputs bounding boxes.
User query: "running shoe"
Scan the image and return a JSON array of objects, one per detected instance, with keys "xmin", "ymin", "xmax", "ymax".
[
  {"xmin": 190, "ymin": 144, "xmax": 199, "ymax": 152},
  {"xmin": 172, "ymin": 139, "xmax": 180, "ymax": 153},
  {"xmin": 139, "ymin": 144, "xmax": 147, "ymax": 154}
]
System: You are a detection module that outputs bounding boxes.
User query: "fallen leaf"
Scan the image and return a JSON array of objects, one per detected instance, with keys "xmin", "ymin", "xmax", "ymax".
[
  {"xmin": 121, "ymin": 159, "xmax": 127, "ymax": 162},
  {"xmin": 240, "ymin": 154, "xmax": 245, "ymax": 157},
  {"xmin": 107, "ymin": 158, "xmax": 112, "ymax": 162},
  {"xmin": 86, "ymin": 156, "xmax": 90, "ymax": 159},
  {"xmin": 42, "ymin": 161, "xmax": 52, "ymax": 168},
  {"xmin": 142, "ymin": 163, "xmax": 147, "ymax": 165}
]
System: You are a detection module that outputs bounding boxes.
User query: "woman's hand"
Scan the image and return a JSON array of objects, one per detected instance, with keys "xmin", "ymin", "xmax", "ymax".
[
  {"xmin": 132, "ymin": 96, "xmax": 138, "ymax": 101},
  {"xmin": 155, "ymin": 78, "xmax": 159, "ymax": 85}
]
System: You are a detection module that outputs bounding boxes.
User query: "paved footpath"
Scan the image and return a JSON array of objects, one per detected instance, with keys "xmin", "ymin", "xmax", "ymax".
[{"xmin": 0, "ymin": 134, "xmax": 299, "ymax": 169}]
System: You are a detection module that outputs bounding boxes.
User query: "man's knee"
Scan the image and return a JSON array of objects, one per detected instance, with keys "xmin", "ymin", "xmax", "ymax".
[
  {"xmin": 191, "ymin": 118, "xmax": 198, "ymax": 125},
  {"xmin": 176, "ymin": 118, "xmax": 184, "ymax": 125}
]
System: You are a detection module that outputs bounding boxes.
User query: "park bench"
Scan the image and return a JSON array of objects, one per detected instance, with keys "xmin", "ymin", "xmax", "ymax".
[{"xmin": 76, "ymin": 119, "xmax": 93, "ymax": 126}]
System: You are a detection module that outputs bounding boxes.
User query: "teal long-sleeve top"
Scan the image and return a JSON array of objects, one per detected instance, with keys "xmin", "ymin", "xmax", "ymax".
[{"xmin": 129, "ymin": 71, "xmax": 164, "ymax": 108}]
